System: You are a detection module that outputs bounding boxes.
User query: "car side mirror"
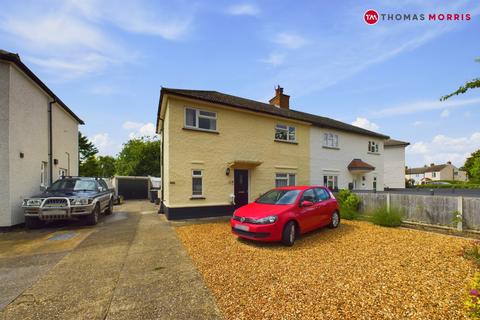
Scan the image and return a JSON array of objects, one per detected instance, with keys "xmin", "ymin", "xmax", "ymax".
[{"xmin": 300, "ymin": 200, "xmax": 314, "ymax": 207}]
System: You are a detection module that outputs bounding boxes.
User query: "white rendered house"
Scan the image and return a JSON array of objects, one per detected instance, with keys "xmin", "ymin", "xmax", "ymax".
[{"xmin": 0, "ymin": 50, "xmax": 83, "ymax": 227}]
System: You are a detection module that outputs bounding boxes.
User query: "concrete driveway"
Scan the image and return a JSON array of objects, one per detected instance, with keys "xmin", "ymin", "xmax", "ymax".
[{"xmin": 0, "ymin": 201, "xmax": 221, "ymax": 320}]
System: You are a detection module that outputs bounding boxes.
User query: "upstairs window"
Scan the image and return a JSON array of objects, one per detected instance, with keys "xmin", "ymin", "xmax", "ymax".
[
  {"xmin": 323, "ymin": 133, "xmax": 339, "ymax": 148},
  {"xmin": 368, "ymin": 141, "xmax": 379, "ymax": 153},
  {"xmin": 275, "ymin": 124, "xmax": 296, "ymax": 142},
  {"xmin": 185, "ymin": 108, "xmax": 217, "ymax": 131}
]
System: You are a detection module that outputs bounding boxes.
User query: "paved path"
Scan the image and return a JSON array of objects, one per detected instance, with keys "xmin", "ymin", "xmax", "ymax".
[{"xmin": 0, "ymin": 201, "xmax": 221, "ymax": 320}]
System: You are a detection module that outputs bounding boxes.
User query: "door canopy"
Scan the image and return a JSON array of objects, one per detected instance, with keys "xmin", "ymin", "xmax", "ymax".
[{"xmin": 348, "ymin": 158, "xmax": 375, "ymax": 174}]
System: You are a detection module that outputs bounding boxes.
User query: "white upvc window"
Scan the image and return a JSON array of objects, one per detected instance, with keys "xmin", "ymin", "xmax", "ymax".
[
  {"xmin": 41, "ymin": 162, "xmax": 48, "ymax": 187},
  {"xmin": 192, "ymin": 170, "xmax": 203, "ymax": 196},
  {"xmin": 368, "ymin": 141, "xmax": 379, "ymax": 153},
  {"xmin": 275, "ymin": 173, "xmax": 296, "ymax": 187},
  {"xmin": 323, "ymin": 175, "xmax": 338, "ymax": 190},
  {"xmin": 323, "ymin": 133, "xmax": 339, "ymax": 148},
  {"xmin": 275, "ymin": 124, "xmax": 296, "ymax": 142},
  {"xmin": 185, "ymin": 107, "xmax": 217, "ymax": 131}
]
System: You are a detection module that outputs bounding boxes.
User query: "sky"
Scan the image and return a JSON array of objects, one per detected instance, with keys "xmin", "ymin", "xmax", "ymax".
[{"xmin": 1, "ymin": 0, "xmax": 479, "ymax": 168}]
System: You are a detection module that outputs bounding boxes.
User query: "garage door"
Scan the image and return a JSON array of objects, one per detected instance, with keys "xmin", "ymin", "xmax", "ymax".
[{"xmin": 117, "ymin": 179, "xmax": 149, "ymax": 200}]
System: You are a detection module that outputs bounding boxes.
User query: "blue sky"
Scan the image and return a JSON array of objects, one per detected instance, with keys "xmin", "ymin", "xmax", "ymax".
[{"xmin": 1, "ymin": 0, "xmax": 480, "ymax": 167}]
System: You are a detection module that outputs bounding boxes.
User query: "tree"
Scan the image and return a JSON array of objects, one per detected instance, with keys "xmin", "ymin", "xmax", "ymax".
[
  {"xmin": 98, "ymin": 156, "xmax": 116, "ymax": 178},
  {"xmin": 441, "ymin": 58, "xmax": 480, "ymax": 101},
  {"xmin": 79, "ymin": 132, "xmax": 98, "ymax": 162},
  {"xmin": 79, "ymin": 156, "xmax": 100, "ymax": 177},
  {"xmin": 116, "ymin": 137, "xmax": 160, "ymax": 176},
  {"xmin": 463, "ymin": 150, "xmax": 480, "ymax": 182}
]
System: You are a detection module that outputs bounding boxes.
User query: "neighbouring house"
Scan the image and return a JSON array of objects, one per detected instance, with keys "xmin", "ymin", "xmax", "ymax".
[
  {"xmin": 0, "ymin": 50, "xmax": 83, "ymax": 227},
  {"xmin": 383, "ymin": 139, "xmax": 410, "ymax": 188},
  {"xmin": 405, "ymin": 162, "xmax": 468, "ymax": 185},
  {"xmin": 156, "ymin": 86, "xmax": 408, "ymax": 220}
]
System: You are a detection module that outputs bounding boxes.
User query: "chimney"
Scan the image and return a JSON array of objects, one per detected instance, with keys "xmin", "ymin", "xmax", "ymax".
[
  {"xmin": 430, "ymin": 163, "xmax": 435, "ymax": 167},
  {"xmin": 269, "ymin": 85, "xmax": 290, "ymax": 109}
]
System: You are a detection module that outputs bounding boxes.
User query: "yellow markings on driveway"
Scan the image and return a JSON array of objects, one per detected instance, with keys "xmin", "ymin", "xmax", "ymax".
[{"xmin": 0, "ymin": 229, "xmax": 94, "ymax": 258}]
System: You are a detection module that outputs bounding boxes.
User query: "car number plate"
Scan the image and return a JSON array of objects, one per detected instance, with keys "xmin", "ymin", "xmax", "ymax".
[
  {"xmin": 42, "ymin": 210, "xmax": 67, "ymax": 216},
  {"xmin": 234, "ymin": 224, "xmax": 249, "ymax": 232}
]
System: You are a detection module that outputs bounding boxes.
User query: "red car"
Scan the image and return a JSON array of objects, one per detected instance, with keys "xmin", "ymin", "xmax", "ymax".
[{"xmin": 231, "ymin": 186, "xmax": 340, "ymax": 246}]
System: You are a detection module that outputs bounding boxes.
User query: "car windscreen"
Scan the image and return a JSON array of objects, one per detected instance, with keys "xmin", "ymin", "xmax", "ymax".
[
  {"xmin": 48, "ymin": 179, "xmax": 98, "ymax": 192},
  {"xmin": 255, "ymin": 189, "xmax": 301, "ymax": 205}
]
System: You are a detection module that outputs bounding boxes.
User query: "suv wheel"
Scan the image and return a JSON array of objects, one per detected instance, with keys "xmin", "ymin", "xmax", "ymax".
[
  {"xmin": 104, "ymin": 199, "xmax": 113, "ymax": 215},
  {"xmin": 85, "ymin": 204, "xmax": 100, "ymax": 226},
  {"xmin": 25, "ymin": 216, "xmax": 43, "ymax": 229},
  {"xmin": 282, "ymin": 221, "xmax": 296, "ymax": 246}
]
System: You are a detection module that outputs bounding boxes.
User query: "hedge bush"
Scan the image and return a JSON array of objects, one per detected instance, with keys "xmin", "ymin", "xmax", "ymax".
[
  {"xmin": 370, "ymin": 206, "xmax": 404, "ymax": 227},
  {"xmin": 336, "ymin": 189, "xmax": 361, "ymax": 220}
]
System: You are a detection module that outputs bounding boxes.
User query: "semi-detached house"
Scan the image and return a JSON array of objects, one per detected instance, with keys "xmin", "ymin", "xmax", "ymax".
[
  {"xmin": 156, "ymin": 86, "xmax": 408, "ymax": 220},
  {"xmin": 0, "ymin": 50, "xmax": 83, "ymax": 227}
]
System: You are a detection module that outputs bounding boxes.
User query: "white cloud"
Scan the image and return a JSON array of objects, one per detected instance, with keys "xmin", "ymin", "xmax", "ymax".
[
  {"xmin": 261, "ymin": 53, "xmax": 285, "ymax": 66},
  {"xmin": 351, "ymin": 117, "xmax": 379, "ymax": 132},
  {"xmin": 373, "ymin": 97, "xmax": 480, "ymax": 118},
  {"xmin": 122, "ymin": 121, "xmax": 157, "ymax": 139},
  {"xmin": 440, "ymin": 109, "xmax": 450, "ymax": 118},
  {"xmin": 406, "ymin": 132, "xmax": 480, "ymax": 167},
  {"xmin": 226, "ymin": 3, "xmax": 260, "ymax": 16},
  {"xmin": 89, "ymin": 133, "xmax": 114, "ymax": 155},
  {"xmin": 413, "ymin": 121, "xmax": 423, "ymax": 127},
  {"xmin": 273, "ymin": 32, "xmax": 308, "ymax": 49},
  {"xmin": 0, "ymin": 0, "xmax": 194, "ymax": 78}
]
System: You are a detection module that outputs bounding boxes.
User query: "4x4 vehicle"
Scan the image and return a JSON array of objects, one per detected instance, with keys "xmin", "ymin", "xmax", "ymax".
[{"xmin": 22, "ymin": 177, "xmax": 114, "ymax": 229}]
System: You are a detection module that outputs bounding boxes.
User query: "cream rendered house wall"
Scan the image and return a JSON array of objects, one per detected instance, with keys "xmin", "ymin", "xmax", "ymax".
[
  {"xmin": 0, "ymin": 62, "xmax": 11, "ymax": 226},
  {"xmin": 5, "ymin": 64, "xmax": 79, "ymax": 226},
  {"xmin": 163, "ymin": 96, "xmax": 310, "ymax": 208},
  {"xmin": 384, "ymin": 146, "xmax": 406, "ymax": 188},
  {"xmin": 310, "ymin": 127, "xmax": 384, "ymax": 191}
]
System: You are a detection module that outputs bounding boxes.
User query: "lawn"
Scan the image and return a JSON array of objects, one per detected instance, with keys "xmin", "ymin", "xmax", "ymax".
[{"xmin": 176, "ymin": 220, "xmax": 475, "ymax": 319}]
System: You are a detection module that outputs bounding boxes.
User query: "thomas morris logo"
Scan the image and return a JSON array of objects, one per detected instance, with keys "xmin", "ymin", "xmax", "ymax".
[{"xmin": 364, "ymin": 9, "xmax": 471, "ymax": 25}]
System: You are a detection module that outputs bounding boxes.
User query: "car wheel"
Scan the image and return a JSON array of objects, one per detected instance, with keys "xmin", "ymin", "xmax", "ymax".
[
  {"xmin": 25, "ymin": 216, "xmax": 43, "ymax": 229},
  {"xmin": 85, "ymin": 204, "xmax": 100, "ymax": 226},
  {"xmin": 282, "ymin": 221, "xmax": 296, "ymax": 246},
  {"xmin": 104, "ymin": 199, "xmax": 113, "ymax": 215},
  {"xmin": 329, "ymin": 211, "xmax": 340, "ymax": 228}
]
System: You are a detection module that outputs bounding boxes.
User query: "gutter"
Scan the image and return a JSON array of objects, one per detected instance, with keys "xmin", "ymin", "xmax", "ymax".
[{"xmin": 48, "ymin": 99, "xmax": 55, "ymax": 186}]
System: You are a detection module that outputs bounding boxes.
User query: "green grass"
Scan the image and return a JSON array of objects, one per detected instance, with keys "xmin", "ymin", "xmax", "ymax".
[{"xmin": 370, "ymin": 207, "xmax": 404, "ymax": 227}]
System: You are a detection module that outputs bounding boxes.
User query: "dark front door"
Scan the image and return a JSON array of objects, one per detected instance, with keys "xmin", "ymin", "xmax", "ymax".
[{"xmin": 234, "ymin": 170, "xmax": 249, "ymax": 208}]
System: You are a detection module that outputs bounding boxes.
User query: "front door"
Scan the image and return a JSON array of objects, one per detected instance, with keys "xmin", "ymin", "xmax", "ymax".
[{"xmin": 234, "ymin": 170, "xmax": 249, "ymax": 208}]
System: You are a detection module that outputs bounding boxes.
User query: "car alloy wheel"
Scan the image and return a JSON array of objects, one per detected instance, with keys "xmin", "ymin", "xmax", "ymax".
[
  {"xmin": 331, "ymin": 212, "xmax": 340, "ymax": 228},
  {"xmin": 289, "ymin": 224, "xmax": 295, "ymax": 244},
  {"xmin": 94, "ymin": 206, "xmax": 99, "ymax": 223}
]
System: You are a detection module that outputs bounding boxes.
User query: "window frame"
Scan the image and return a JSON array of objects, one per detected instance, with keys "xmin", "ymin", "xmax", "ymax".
[
  {"xmin": 323, "ymin": 132, "xmax": 339, "ymax": 148},
  {"xmin": 368, "ymin": 140, "xmax": 379, "ymax": 153},
  {"xmin": 275, "ymin": 173, "xmax": 296, "ymax": 188},
  {"xmin": 275, "ymin": 124, "xmax": 296, "ymax": 143},
  {"xmin": 191, "ymin": 169, "xmax": 203, "ymax": 197},
  {"xmin": 41, "ymin": 161, "xmax": 48, "ymax": 187},
  {"xmin": 323, "ymin": 175, "xmax": 338, "ymax": 191},
  {"xmin": 184, "ymin": 107, "xmax": 218, "ymax": 132}
]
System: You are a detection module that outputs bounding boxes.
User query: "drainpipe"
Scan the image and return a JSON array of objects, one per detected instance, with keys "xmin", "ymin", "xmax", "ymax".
[
  {"xmin": 48, "ymin": 99, "xmax": 56, "ymax": 186},
  {"xmin": 65, "ymin": 152, "xmax": 70, "ymax": 176}
]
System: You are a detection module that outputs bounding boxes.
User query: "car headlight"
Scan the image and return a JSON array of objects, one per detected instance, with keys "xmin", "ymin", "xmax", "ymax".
[
  {"xmin": 70, "ymin": 198, "xmax": 91, "ymax": 206},
  {"xmin": 23, "ymin": 199, "xmax": 43, "ymax": 207},
  {"xmin": 253, "ymin": 215, "xmax": 278, "ymax": 224}
]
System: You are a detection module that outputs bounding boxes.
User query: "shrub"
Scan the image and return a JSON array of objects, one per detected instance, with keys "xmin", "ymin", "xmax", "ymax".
[
  {"xmin": 370, "ymin": 206, "xmax": 404, "ymax": 227},
  {"xmin": 463, "ymin": 241, "xmax": 480, "ymax": 267},
  {"xmin": 336, "ymin": 189, "xmax": 361, "ymax": 220},
  {"xmin": 466, "ymin": 273, "xmax": 480, "ymax": 318}
]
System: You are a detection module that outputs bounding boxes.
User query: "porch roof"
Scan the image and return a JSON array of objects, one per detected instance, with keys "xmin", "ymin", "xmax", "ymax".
[{"xmin": 348, "ymin": 159, "xmax": 375, "ymax": 174}]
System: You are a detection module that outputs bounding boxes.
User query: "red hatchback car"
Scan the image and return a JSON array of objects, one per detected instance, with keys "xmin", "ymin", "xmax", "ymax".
[{"xmin": 231, "ymin": 186, "xmax": 340, "ymax": 246}]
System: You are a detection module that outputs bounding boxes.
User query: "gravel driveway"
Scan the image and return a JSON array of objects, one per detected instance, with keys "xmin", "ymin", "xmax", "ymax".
[{"xmin": 176, "ymin": 220, "xmax": 475, "ymax": 319}]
